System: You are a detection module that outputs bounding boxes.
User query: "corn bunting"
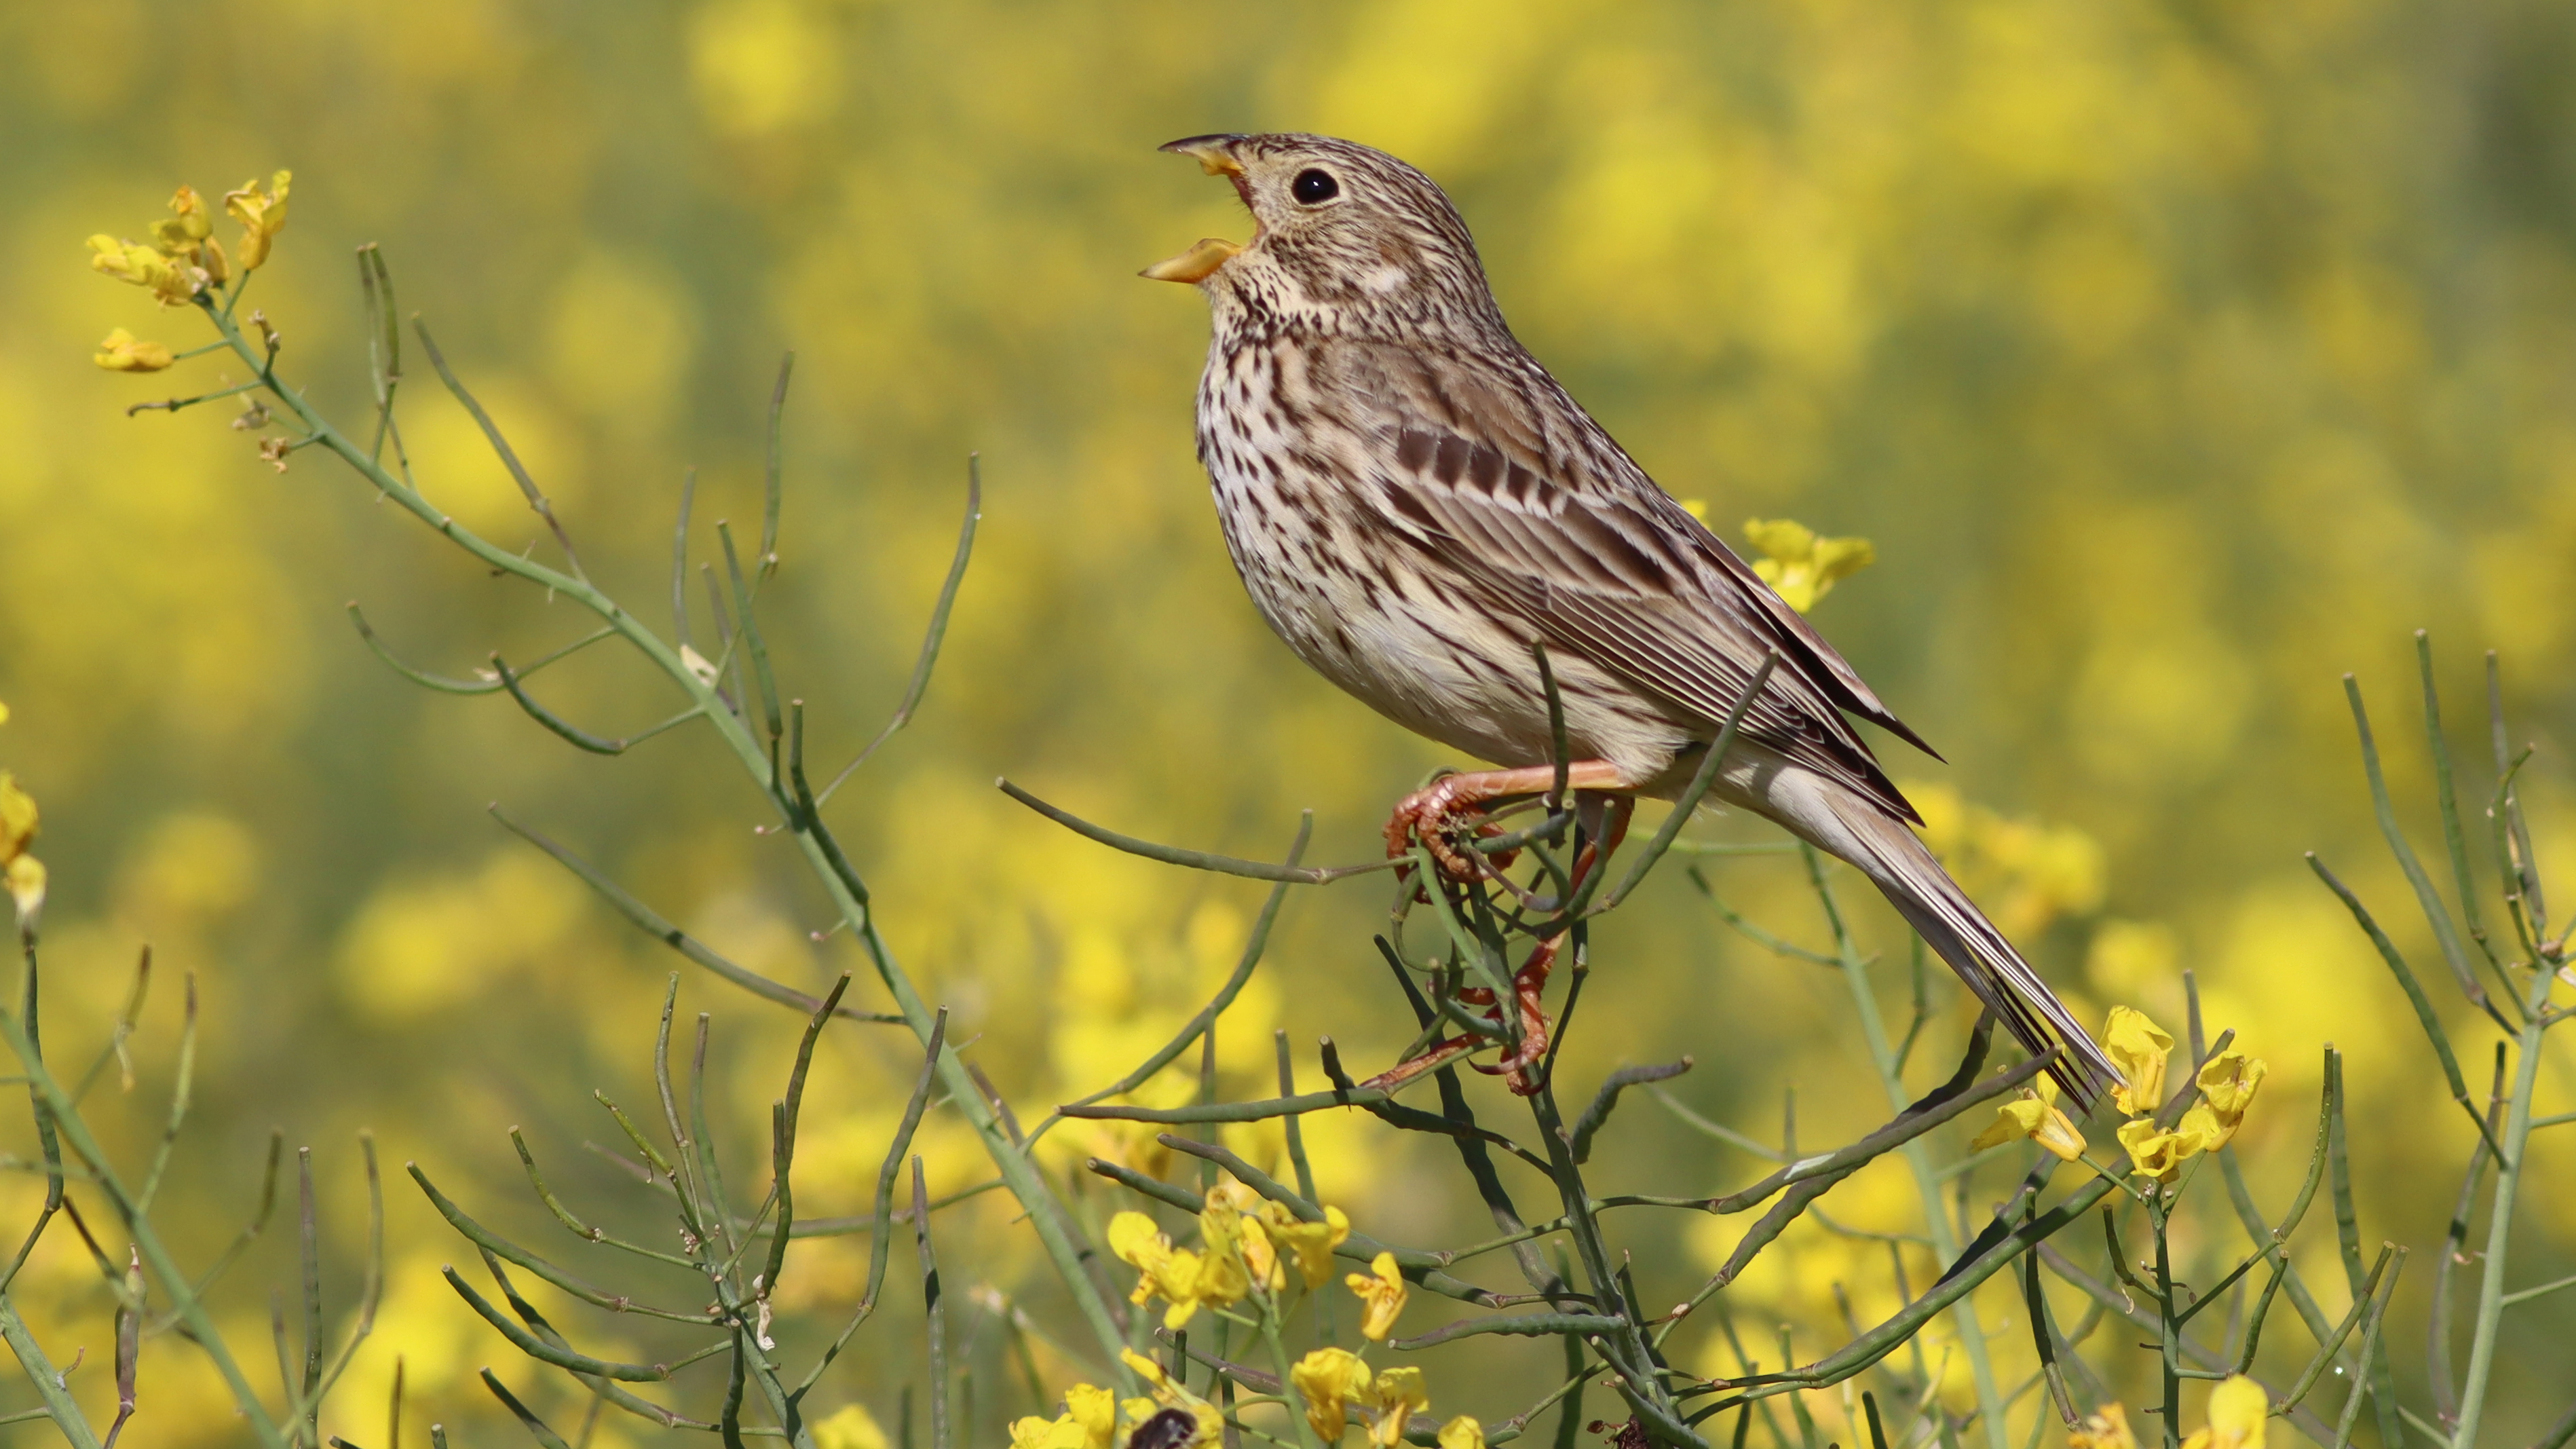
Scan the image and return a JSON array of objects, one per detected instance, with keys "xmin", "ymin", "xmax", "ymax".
[{"xmin": 1145, "ymin": 132, "xmax": 2116, "ymax": 1103}]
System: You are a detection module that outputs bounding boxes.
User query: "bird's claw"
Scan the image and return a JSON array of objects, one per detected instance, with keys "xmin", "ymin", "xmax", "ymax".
[
  {"xmin": 1363, "ymin": 937, "xmax": 1561, "ymax": 1097},
  {"xmin": 1385, "ymin": 778, "xmax": 1519, "ymax": 883}
]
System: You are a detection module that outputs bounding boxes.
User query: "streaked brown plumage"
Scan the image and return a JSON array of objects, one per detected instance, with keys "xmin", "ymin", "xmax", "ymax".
[{"xmin": 1147, "ymin": 132, "xmax": 2117, "ymax": 1104}]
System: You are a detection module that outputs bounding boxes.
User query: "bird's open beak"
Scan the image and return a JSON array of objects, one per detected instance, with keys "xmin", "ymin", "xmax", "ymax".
[
  {"xmin": 1145, "ymin": 134, "xmax": 1251, "ymax": 284},
  {"xmin": 1141, "ymin": 237, "xmax": 1242, "ymax": 284}
]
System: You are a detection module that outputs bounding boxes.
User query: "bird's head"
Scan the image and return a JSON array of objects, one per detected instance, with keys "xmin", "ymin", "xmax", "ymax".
[{"xmin": 1143, "ymin": 132, "xmax": 1504, "ymax": 339}]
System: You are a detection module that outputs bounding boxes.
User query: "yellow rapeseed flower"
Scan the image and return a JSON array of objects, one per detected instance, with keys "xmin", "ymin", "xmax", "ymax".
[
  {"xmin": 1061, "ymin": 1385, "xmax": 1119, "ymax": 1449},
  {"xmin": 1238, "ymin": 1214, "xmax": 1283, "ymax": 1292},
  {"xmin": 1438, "ymin": 1418, "xmax": 1486, "ymax": 1449},
  {"xmin": 88, "ymin": 234, "xmax": 204, "ymax": 305},
  {"xmin": 1008, "ymin": 1415, "xmax": 1088, "ymax": 1449},
  {"xmin": 1106, "ymin": 1210, "xmax": 1247, "ymax": 1330},
  {"xmin": 1117, "ymin": 1349, "xmax": 1223, "ymax": 1448},
  {"xmin": 1743, "ymin": 517, "xmax": 1876, "ymax": 613},
  {"xmin": 224, "ymin": 170, "xmax": 292, "ymax": 270},
  {"xmin": 2180, "ymin": 1376, "xmax": 2269, "ymax": 1449},
  {"xmin": 2197, "ymin": 1050, "xmax": 2267, "ymax": 1130},
  {"xmin": 94, "ymin": 328, "xmax": 175, "ymax": 373},
  {"xmin": 1259, "ymin": 1200, "xmax": 1351, "ymax": 1287},
  {"xmin": 2068, "ymin": 1404, "xmax": 2136, "ymax": 1449},
  {"xmin": 2102, "ymin": 1006, "xmax": 2174, "ymax": 1116},
  {"xmin": 0, "ymin": 772, "xmax": 35, "ymax": 865},
  {"xmin": 812, "ymin": 1404, "xmax": 888, "ymax": 1449},
  {"xmin": 1292, "ymin": 1349, "xmax": 1377, "ymax": 1443},
  {"xmin": 1969, "ymin": 1076, "xmax": 2085, "ymax": 1161},
  {"xmin": 157, "ymin": 185, "xmax": 231, "ymax": 286},
  {"xmin": 2117, "ymin": 1116, "xmax": 2200, "ymax": 1182},
  {"xmin": 5, "ymin": 857, "xmax": 43, "ymax": 926},
  {"xmin": 1346, "ymin": 1251, "xmax": 1409, "ymax": 1341},
  {"xmin": 1194, "ymin": 1201, "xmax": 1252, "ymax": 1306},
  {"xmin": 1365, "ymin": 1368, "xmax": 1428, "ymax": 1449},
  {"xmin": 1290, "ymin": 1350, "xmax": 1433, "ymax": 1447},
  {"xmin": 1012, "ymin": 1376, "xmax": 1211, "ymax": 1449}
]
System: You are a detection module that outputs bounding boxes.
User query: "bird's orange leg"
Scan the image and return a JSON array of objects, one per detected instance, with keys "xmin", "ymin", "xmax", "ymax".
[
  {"xmin": 1372, "ymin": 774, "xmax": 1639, "ymax": 1096},
  {"xmin": 1385, "ymin": 760, "xmax": 1634, "ymax": 881}
]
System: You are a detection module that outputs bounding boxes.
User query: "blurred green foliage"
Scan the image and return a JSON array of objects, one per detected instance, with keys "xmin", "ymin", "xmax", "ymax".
[{"xmin": 3, "ymin": 0, "xmax": 2575, "ymax": 1442}]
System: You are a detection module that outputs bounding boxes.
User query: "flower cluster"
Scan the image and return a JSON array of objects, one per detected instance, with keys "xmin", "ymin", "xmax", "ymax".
[
  {"xmin": 1971, "ymin": 1005, "xmax": 2265, "ymax": 1181},
  {"xmin": 1741, "ymin": 516, "xmax": 1876, "ymax": 614},
  {"xmin": 0, "ymin": 703, "xmax": 43, "ymax": 927},
  {"xmin": 1089, "ymin": 1184, "xmax": 1462, "ymax": 1447},
  {"xmin": 1291, "ymin": 1351, "xmax": 1430, "ymax": 1448},
  {"xmin": 85, "ymin": 173, "xmax": 290, "ymax": 371},
  {"xmin": 1105, "ymin": 1182, "xmax": 1363, "ymax": 1331},
  {"xmin": 2102, "ymin": 1006, "xmax": 2267, "ymax": 1181},
  {"xmin": 1008, "ymin": 1351, "xmax": 1221, "ymax": 1449}
]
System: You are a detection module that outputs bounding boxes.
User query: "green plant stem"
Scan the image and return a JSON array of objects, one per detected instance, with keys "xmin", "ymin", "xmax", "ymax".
[
  {"xmin": 1801, "ymin": 848, "xmax": 2009, "ymax": 1449},
  {"xmin": 0, "ymin": 1294, "xmax": 100, "ymax": 1449},
  {"xmin": 206, "ymin": 297, "xmax": 1135, "ymax": 1387},
  {"xmin": 0, "ymin": 1001, "xmax": 285, "ymax": 1444},
  {"xmin": 2449, "ymin": 972, "xmax": 2552, "ymax": 1449}
]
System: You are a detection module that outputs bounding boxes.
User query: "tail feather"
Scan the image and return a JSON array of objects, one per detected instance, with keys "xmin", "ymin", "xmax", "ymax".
[{"xmin": 1756, "ymin": 770, "xmax": 2119, "ymax": 1108}]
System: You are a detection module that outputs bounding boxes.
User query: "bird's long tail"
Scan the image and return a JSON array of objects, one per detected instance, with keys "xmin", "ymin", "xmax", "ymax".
[{"xmin": 1759, "ymin": 770, "xmax": 2120, "ymax": 1109}]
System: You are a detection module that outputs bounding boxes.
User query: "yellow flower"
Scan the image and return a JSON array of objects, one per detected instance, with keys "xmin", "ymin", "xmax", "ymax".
[
  {"xmin": 94, "ymin": 328, "xmax": 175, "ymax": 373},
  {"xmin": 2197, "ymin": 1051, "xmax": 2267, "ymax": 1129},
  {"xmin": 88, "ymin": 235, "xmax": 203, "ymax": 305},
  {"xmin": 1105, "ymin": 1210, "xmax": 1245, "ymax": 1330},
  {"xmin": 2068, "ymin": 1404, "xmax": 2135, "ymax": 1449},
  {"xmin": 166, "ymin": 184, "xmax": 215, "ymax": 242},
  {"xmin": 224, "ymin": 170, "xmax": 292, "ymax": 270},
  {"xmin": 1117, "ymin": 1350, "xmax": 1222, "ymax": 1448},
  {"xmin": 1365, "ymin": 1368, "xmax": 1428, "ymax": 1449},
  {"xmin": 1009, "ymin": 1416, "xmax": 1085, "ymax": 1449},
  {"xmin": 1194, "ymin": 1201, "xmax": 1251, "ymax": 1305},
  {"xmin": 2179, "ymin": 1376, "xmax": 2269, "ymax": 1449},
  {"xmin": 1346, "ymin": 1251, "xmax": 1409, "ymax": 1341},
  {"xmin": 1121, "ymin": 1349, "xmax": 1171, "ymax": 1393},
  {"xmin": 151, "ymin": 187, "xmax": 231, "ymax": 286},
  {"xmin": 2117, "ymin": 1116, "xmax": 2203, "ymax": 1182},
  {"xmin": 1743, "ymin": 518, "xmax": 1876, "ymax": 613},
  {"xmin": 814, "ymin": 1404, "xmax": 888, "ymax": 1449},
  {"xmin": 1969, "ymin": 1076, "xmax": 2085, "ymax": 1161},
  {"xmin": 1291, "ymin": 1350, "xmax": 1428, "ymax": 1446},
  {"xmin": 2172, "ymin": 1101, "xmax": 2230, "ymax": 1155},
  {"xmin": 1239, "ymin": 1212, "xmax": 1284, "ymax": 1292},
  {"xmin": 1438, "ymin": 1418, "xmax": 1485, "ymax": 1449},
  {"xmin": 4, "ymin": 857, "xmax": 41, "ymax": 926},
  {"xmin": 1292, "ymin": 1349, "xmax": 1376, "ymax": 1443},
  {"xmin": 88, "ymin": 233, "xmax": 164, "ymax": 284},
  {"xmin": 1062, "ymin": 1385, "xmax": 1118, "ymax": 1449},
  {"xmin": 1259, "ymin": 1200, "xmax": 1350, "ymax": 1287},
  {"xmin": 2102, "ymin": 1006, "xmax": 2174, "ymax": 1116},
  {"xmin": 0, "ymin": 772, "xmax": 36, "ymax": 865}
]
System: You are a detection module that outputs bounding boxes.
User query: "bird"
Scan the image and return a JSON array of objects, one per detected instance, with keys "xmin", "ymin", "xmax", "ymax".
[{"xmin": 1142, "ymin": 132, "xmax": 2118, "ymax": 1106}]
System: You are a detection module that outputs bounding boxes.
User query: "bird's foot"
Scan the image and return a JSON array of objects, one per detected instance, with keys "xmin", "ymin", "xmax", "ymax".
[
  {"xmin": 1386, "ymin": 761, "xmax": 1635, "ymax": 885},
  {"xmin": 1384, "ymin": 775, "xmax": 1519, "ymax": 882},
  {"xmin": 1361, "ymin": 937, "xmax": 1563, "ymax": 1096}
]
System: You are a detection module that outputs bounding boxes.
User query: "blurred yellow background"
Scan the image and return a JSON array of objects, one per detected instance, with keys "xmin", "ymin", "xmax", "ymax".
[{"xmin": 3, "ymin": 0, "xmax": 2573, "ymax": 1442}]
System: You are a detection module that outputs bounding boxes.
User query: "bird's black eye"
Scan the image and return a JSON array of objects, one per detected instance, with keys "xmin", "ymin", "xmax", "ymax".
[{"xmin": 1291, "ymin": 168, "xmax": 1340, "ymax": 205}]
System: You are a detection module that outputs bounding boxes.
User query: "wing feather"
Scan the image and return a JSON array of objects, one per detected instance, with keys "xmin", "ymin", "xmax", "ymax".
[{"xmin": 1331, "ymin": 341, "xmax": 1930, "ymax": 822}]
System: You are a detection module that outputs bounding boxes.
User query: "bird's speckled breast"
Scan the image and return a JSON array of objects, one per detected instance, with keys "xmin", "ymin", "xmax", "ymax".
[{"xmin": 1193, "ymin": 333, "xmax": 1696, "ymax": 784}]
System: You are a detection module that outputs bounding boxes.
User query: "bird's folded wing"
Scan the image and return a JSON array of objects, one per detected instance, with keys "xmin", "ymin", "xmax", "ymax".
[{"xmin": 1355, "ymin": 409, "xmax": 1922, "ymax": 825}]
